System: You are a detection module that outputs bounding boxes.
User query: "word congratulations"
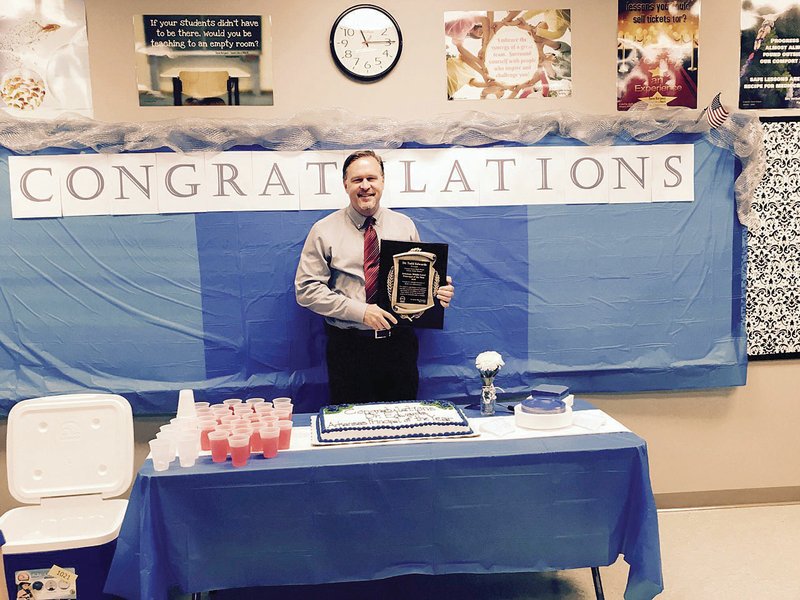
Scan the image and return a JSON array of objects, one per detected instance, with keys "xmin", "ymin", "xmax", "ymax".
[{"xmin": 8, "ymin": 145, "xmax": 694, "ymax": 218}]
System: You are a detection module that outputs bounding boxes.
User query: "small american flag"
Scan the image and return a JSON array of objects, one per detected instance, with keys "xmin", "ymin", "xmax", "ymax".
[{"xmin": 705, "ymin": 93, "xmax": 730, "ymax": 128}]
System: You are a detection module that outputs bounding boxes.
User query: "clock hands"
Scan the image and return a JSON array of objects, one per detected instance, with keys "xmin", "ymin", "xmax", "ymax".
[
  {"xmin": 332, "ymin": 6, "xmax": 401, "ymax": 80},
  {"xmin": 359, "ymin": 31, "xmax": 395, "ymax": 46}
]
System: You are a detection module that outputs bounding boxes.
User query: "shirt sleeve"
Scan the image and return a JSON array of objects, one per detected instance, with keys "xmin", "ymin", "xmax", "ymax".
[
  {"xmin": 295, "ymin": 224, "xmax": 367, "ymax": 324},
  {"xmin": 411, "ymin": 221, "xmax": 421, "ymax": 242}
]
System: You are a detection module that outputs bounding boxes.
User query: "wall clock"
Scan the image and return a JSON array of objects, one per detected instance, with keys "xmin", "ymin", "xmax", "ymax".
[{"xmin": 330, "ymin": 4, "xmax": 403, "ymax": 82}]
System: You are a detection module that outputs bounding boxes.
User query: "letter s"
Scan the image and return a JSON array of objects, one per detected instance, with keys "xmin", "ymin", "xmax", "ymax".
[{"xmin": 664, "ymin": 155, "xmax": 683, "ymax": 188}]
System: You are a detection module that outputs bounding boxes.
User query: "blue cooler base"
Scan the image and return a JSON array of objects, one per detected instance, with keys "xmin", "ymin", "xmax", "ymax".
[{"xmin": 3, "ymin": 538, "xmax": 118, "ymax": 600}]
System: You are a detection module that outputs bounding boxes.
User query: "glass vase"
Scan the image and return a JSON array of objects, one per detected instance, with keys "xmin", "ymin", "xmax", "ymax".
[{"xmin": 480, "ymin": 381, "xmax": 496, "ymax": 416}]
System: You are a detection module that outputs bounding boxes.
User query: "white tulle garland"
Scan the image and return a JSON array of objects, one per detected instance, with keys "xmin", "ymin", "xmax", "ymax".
[{"xmin": 0, "ymin": 106, "xmax": 764, "ymax": 229}]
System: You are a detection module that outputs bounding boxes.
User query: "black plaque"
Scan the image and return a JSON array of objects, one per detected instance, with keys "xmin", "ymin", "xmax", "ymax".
[{"xmin": 378, "ymin": 240, "xmax": 449, "ymax": 329}]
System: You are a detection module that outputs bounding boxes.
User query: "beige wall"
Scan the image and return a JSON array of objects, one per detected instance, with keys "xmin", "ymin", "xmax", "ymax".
[
  {"xmin": 588, "ymin": 360, "xmax": 800, "ymax": 506},
  {"xmin": 83, "ymin": 0, "xmax": 766, "ymax": 122},
  {"xmin": 1, "ymin": 0, "xmax": 797, "ymax": 512}
]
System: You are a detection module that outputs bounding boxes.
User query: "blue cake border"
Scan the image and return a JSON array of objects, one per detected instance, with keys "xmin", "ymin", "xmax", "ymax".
[{"xmin": 316, "ymin": 400, "xmax": 473, "ymax": 443}]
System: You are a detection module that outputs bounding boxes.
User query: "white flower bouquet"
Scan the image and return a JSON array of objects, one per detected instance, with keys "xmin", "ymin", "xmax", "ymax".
[
  {"xmin": 475, "ymin": 351, "xmax": 504, "ymax": 415},
  {"xmin": 475, "ymin": 351, "xmax": 504, "ymax": 384}
]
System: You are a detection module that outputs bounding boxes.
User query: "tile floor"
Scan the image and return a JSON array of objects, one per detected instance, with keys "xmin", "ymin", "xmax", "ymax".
[{"xmin": 204, "ymin": 503, "xmax": 800, "ymax": 599}]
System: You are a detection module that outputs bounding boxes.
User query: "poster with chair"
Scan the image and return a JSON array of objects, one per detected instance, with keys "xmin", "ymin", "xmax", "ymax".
[{"xmin": 133, "ymin": 14, "xmax": 274, "ymax": 107}]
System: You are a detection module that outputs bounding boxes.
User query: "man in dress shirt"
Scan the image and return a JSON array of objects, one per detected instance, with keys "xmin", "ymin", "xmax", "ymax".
[{"xmin": 295, "ymin": 150, "xmax": 454, "ymax": 404}]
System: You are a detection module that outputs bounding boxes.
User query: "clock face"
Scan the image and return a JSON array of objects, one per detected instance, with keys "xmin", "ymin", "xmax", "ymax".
[{"xmin": 330, "ymin": 4, "xmax": 402, "ymax": 82}]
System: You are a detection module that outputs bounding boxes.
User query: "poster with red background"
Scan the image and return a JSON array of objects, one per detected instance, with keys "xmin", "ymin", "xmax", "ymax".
[{"xmin": 617, "ymin": 1, "xmax": 700, "ymax": 110}]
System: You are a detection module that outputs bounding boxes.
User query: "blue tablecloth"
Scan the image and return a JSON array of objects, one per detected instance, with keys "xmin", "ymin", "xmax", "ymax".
[{"xmin": 105, "ymin": 402, "xmax": 663, "ymax": 599}]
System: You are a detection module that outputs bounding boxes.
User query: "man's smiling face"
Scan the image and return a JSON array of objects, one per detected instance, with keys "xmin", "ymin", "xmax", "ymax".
[{"xmin": 344, "ymin": 156, "xmax": 384, "ymax": 217}]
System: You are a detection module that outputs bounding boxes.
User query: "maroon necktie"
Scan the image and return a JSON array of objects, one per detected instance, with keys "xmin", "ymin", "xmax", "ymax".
[{"xmin": 363, "ymin": 216, "xmax": 379, "ymax": 303}]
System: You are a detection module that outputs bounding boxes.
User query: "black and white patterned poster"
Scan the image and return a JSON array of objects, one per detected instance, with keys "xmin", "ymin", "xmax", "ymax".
[{"xmin": 748, "ymin": 117, "xmax": 800, "ymax": 357}]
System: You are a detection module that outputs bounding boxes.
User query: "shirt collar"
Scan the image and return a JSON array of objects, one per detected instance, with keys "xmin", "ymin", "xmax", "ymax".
[{"xmin": 347, "ymin": 204, "xmax": 383, "ymax": 229}]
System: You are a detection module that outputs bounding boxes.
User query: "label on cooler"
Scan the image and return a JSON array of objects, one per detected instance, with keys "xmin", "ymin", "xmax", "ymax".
[
  {"xmin": 47, "ymin": 565, "xmax": 77, "ymax": 586},
  {"xmin": 14, "ymin": 567, "xmax": 77, "ymax": 599}
]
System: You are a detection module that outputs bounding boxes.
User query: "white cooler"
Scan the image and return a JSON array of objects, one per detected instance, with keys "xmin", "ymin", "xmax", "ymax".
[{"xmin": 0, "ymin": 394, "xmax": 133, "ymax": 599}]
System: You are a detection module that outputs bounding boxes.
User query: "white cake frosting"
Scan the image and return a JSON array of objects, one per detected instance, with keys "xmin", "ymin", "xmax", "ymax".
[{"xmin": 316, "ymin": 400, "xmax": 473, "ymax": 443}]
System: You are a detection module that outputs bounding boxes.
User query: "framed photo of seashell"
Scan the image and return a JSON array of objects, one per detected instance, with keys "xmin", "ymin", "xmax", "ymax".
[
  {"xmin": 0, "ymin": 0, "xmax": 92, "ymax": 117},
  {"xmin": 0, "ymin": 70, "xmax": 46, "ymax": 111}
]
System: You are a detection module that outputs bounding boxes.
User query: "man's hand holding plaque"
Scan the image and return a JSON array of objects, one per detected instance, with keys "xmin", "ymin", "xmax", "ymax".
[{"xmin": 378, "ymin": 240, "xmax": 449, "ymax": 329}]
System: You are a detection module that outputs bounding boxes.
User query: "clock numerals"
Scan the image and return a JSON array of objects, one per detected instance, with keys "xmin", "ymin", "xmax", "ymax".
[
  {"xmin": 333, "ymin": 29, "xmax": 398, "ymax": 76},
  {"xmin": 330, "ymin": 5, "xmax": 403, "ymax": 82}
]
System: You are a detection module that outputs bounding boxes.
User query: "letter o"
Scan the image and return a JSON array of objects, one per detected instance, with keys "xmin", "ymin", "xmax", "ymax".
[
  {"xmin": 570, "ymin": 158, "xmax": 604, "ymax": 190},
  {"xmin": 66, "ymin": 166, "xmax": 105, "ymax": 200}
]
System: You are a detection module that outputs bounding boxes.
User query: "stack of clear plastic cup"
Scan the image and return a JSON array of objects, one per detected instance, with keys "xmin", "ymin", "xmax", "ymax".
[
  {"xmin": 176, "ymin": 430, "xmax": 200, "ymax": 467},
  {"xmin": 172, "ymin": 416, "xmax": 197, "ymax": 431},
  {"xmin": 177, "ymin": 389, "xmax": 196, "ymax": 418},
  {"xmin": 155, "ymin": 424, "xmax": 178, "ymax": 457},
  {"xmin": 149, "ymin": 439, "xmax": 173, "ymax": 471}
]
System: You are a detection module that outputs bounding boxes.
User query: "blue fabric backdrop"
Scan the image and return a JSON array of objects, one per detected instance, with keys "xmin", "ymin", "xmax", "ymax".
[{"xmin": 0, "ymin": 133, "xmax": 746, "ymax": 415}]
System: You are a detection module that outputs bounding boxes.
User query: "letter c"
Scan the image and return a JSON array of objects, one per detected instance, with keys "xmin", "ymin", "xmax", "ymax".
[{"xmin": 20, "ymin": 168, "xmax": 53, "ymax": 202}]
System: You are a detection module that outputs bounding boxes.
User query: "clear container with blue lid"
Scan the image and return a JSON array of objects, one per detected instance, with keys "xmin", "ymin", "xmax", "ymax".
[{"xmin": 520, "ymin": 397, "xmax": 567, "ymax": 414}]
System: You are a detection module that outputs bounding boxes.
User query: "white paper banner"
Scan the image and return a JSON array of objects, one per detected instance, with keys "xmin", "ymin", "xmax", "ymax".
[{"xmin": 9, "ymin": 145, "xmax": 695, "ymax": 219}]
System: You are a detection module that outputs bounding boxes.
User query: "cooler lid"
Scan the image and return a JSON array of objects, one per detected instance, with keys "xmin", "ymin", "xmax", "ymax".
[{"xmin": 6, "ymin": 393, "xmax": 134, "ymax": 504}]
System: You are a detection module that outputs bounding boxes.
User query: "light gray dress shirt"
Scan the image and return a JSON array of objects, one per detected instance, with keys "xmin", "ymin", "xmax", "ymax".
[{"xmin": 295, "ymin": 205, "xmax": 420, "ymax": 330}]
